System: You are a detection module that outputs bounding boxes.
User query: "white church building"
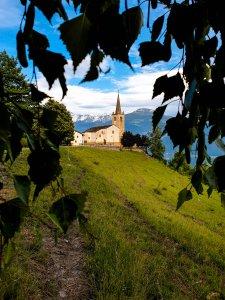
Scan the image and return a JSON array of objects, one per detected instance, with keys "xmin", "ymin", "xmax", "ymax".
[{"xmin": 72, "ymin": 93, "xmax": 125, "ymax": 146}]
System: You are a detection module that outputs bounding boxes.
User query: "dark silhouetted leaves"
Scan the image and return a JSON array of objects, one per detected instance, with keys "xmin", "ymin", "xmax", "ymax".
[
  {"xmin": 33, "ymin": 0, "xmax": 68, "ymax": 22},
  {"xmin": 28, "ymin": 30, "xmax": 50, "ymax": 50},
  {"xmin": 0, "ymin": 198, "xmax": 25, "ymax": 243},
  {"xmin": 208, "ymin": 125, "xmax": 220, "ymax": 144},
  {"xmin": 30, "ymin": 84, "xmax": 49, "ymax": 103},
  {"xmin": 152, "ymin": 73, "xmax": 185, "ymax": 101},
  {"xmin": 152, "ymin": 15, "xmax": 164, "ymax": 41},
  {"xmin": 122, "ymin": 6, "xmax": 143, "ymax": 50},
  {"xmin": 213, "ymin": 156, "xmax": 225, "ymax": 192},
  {"xmin": 202, "ymin": 36, "xmax": 218, "ymax": 62},
  {"xmin": 191, "ymin": 169, "xmax": 203, "ymax": 194},
  {"xmin": 151, "ymin": 0, "xmax": 157, "ymax": 9},
  {"xmin": 221, "ymin": 193, "xmax": 225, "ymax": 209},
  {"xmin": 24, "ymin": 4, "xmax": 35, "ymax": 39},
  {"xmin": 152, "ymin": 105, "xmax": 167, "ymax": 130},
  {"xmin": 31, "ymin": 49, "xmax": 67, "ymax": 98},
  {"xmin": 13, "ymin": 175, "xmax": 31, "ymax": 204},
  {"xmin": 176, "ymin": 188, "xmax": 192, "ymax": 210},
  {"xmin": 139, "ymin": 41, "xmax": 169, "ymax": 66},
  {"xmin": 16, "ymin": 30, "xmax": 28, "ymax": 68},
  {"xmin": 28, "ymin": 148, "xmax": 62, "ymax": 198},
  {"xmin": 48, "ymin": 193, "xmax": 87, "ymax": 233},
  {"xmin": 59, "ymin": 14, "xmax": 93, "ymax": 73}
]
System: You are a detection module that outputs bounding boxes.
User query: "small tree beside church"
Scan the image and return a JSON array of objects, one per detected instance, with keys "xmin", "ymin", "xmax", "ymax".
[
  {"xmin": 43, "ymin": 99, "xmax": 74, "ymax": 145},
  {"xmin": 148, "ymin": 127, "xmax": 165, "ymax": 161}
]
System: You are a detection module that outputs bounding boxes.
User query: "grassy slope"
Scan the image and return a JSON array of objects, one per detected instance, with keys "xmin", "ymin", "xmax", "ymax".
[
  {"xmin": 61, "ymin": 147, "xmax": 225, "ymax": 299},
  {"xmin": 1, "ymin": 146, "xmax": 225, "ymax": 299}
]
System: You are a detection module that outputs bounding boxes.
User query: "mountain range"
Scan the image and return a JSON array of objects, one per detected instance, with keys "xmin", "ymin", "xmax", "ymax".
[{"xmin": 74, "ymin": 108, "xmax": 223, "ymax": 160}]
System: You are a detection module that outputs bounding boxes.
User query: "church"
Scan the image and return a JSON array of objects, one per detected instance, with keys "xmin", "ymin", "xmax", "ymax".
[{"xmin": 72, "ymin": 93, "xmax": 125, "ymax": 146}]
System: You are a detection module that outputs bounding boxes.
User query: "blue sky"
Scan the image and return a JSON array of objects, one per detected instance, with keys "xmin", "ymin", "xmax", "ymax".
[{"xmin": 0, "ymin": 1, "xmax": 182, "ymax": 118}]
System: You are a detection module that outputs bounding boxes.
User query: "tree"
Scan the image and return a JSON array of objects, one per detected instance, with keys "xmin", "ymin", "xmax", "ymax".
[
  {"xmin": 148, "ymin": 127, "xmax": 165, "ymax": 161},
  {"xmin": 121, "ymin": 131, "xmax": 136, "ymax": 147},
  {"xmin": 43, "ymin": 99, "xmax": 74, "ymax": 145},
  {"xmin": 168, "ymin": 152, "xmax": 193, "ymax": 176}
]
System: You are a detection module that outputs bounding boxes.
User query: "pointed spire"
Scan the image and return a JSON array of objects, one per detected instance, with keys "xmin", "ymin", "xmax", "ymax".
[{"xmin": 115, "ymin": 91, "xmax": 122, "ymax": 114}]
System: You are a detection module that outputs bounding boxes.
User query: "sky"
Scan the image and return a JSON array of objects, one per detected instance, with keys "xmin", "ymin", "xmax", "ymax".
[{"xmin": 0, "ymin": 1, "xmax": 182, "ymax": 118}]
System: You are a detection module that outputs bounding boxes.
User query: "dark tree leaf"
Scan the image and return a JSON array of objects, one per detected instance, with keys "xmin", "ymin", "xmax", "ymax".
[
  {"xmin": 20, "ymin": 0, "xmax": 27, "ymax": 5},
  {"xmin": 16, "ymin": 30, "xmax": 28, "ymax": 68},
  {"xmin": 221, "ymin": 193, "xmax": 225, "ymax": 209},
  {"xmin": 207, "ymin": 186, "xmax": 213, "ymax": 198},
  {"xmin": 152, "ymin": 15, "xmax": 164, "ymax": 41},
  {"xmin": 98, "ymin": 14, "xmax": 131, "ymax": 67},
  {"xmin": 30, "ymin": 84, "xmax": 50, "ymax": 103},
  {"xmin": 159, "ymin": 0, "xmax": 171, "ymax": 6},
  {"xmin": 163, "ymin": 73, "xmax": 185, "ymax": 101},
  {"xmin": 13, "ymin": 175, "xmax": 31, "ymax": 204},
  {"xmin": 59, "ymin": 14, "xmax": 94, "ymax": 72},
  {"xmin": 31, "ymin": 49, "xmax": 67, "ymax": 98},
  {"xmin": 176, "ymin": 188, "xmax": 192, "ymax": 210},
  {"xmin": 122, "ymin": 6, "xmax": 143, "ymax": 50},
  {"xmin": 33, "ymin": 0, "xmax": 68, "ymax": 22},
  {"xmin": 28, "ymin": 30, "xmax": 50, "ymax": 50},
  {"xmin": 0, "ymin": 102, "xmax": 11, "ymax": 143},
  {"xmin": 152, "ymin": 74, "xmax": 168, "ymax": 98},
  {"xmin": 213, "ymin": 156, "xmax": 225, "ymax": 192},
  {"xmin": 24, "ymin": 4, "xmax": 35, "ymax": 39},
  {"xmin": 48, "ymin": 193, "xmax": 87, "ymax": 233},
  {"xmin": 185, "ymin": 146, "xmax": 190, "ymax": 164},
  {"xmin": 191, "ymin": 169, "xmax": 203, "ymax": 195},
  {"xmin": 80, "ymin": 67, "xmax": 99, "ymax": 84},
  {"xmin": 151, "ymin": 0, "xmax": 158, "ymax": 9},
  {"xmin": 208, "ymin": 125, "xmax": 220, "ymax": 144},
  {"xmin": 28, "ymin": 148, "xmax": 62, "ymax": 197},
  {"xmin": 0, "ymin": 182, "xmax": 3, "ymax": 190},
  {"xmin": 152, "ymin": 105, "xmax": 167, "ymax": 130},
  {"xmin": 0, "ymin": 198, "xmax": 25, "ymax": 243},
  {"xmin": 8, "ymin": 119, "xmax": 23, "ymax": 162},
  {"xmin": 139, "ymin": 41, "xmax": 169, "ymax": 66}
]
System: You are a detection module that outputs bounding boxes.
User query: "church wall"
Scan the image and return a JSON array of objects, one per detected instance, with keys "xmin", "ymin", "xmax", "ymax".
[{"xmin": 71, "ymin": 131, "xmax": 83, "ymax": 146}]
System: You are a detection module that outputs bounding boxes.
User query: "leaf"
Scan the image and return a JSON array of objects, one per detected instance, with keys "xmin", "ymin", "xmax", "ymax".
[
  {"xmin": 122, "ymin": 6, "xmax": 143, "ymax": 50},
  {"xmin": 48, "ymin": 193, "xmax": 87, "ymax": 233},
  {"xmin": 151, "ymin": 0, "xmax": 157, "ymax": 9},
  {"xmin": 207, "ymin": 186, "xmax": 213, "ymax": 198},
  {"xmin": 0, "ymin": 102, "xmax": 11, "ymax": 143},
  {"xmin": 20, "ymin": 0, "xmax": 27, "ymax": 5},
  {"xmin": 24, "ymin": 3, "xmax": 35, "ymax": 39},
  {"xmin": 163, "ymin": 73, "xmax": 185, "ymax": 101},
  {"xmin": 30, "ymin": 49, "xmax": 67, "ymax": 98},
  {"xmin": 0, "ymin": 198, "xmax": 25, "ymax": 243},
  {"xmin": 139, "ymin": 41, "xmax": 169, "ymax": 66},
  {"xmin": 152, "ymin": 15, "xmax": 164, "ymax": 41},
  {"xmin": 204, "ymin": 166, "xmax": 217, "ymax": 189},
  {"xmin": 59, "ymin": 14, "xmax": 93, "ymax": 73},
  {"xmin": 98, "ymin": 14, "xmax": 132, "ymax": 67},
  {"xmin": 152, "ymin": 74, "xmax": 168, "ymax": 98},
  {"xmin": 80, "ymin": 67, "xmax": 99, "ymax": 84},
  {"xmin": 191, "ymin": 169, "xmax": 203, "ymax": 195},
  {"xmin": 13, "ymin": 176, "xmax": 31, "ymax": 204},
  {"xmin": 28, "ymin": 148, "xmax": 62, "ymax": 197},
  {"xmin": 16, "ymin": 30, "xmax": 28, "ymax": 68},
  {"xmin": 28, "ymin": 30, "xmax": 50, "ymax": 50},
  {"xmin": 30, "ymin": 84, "xmax": 50, "ymax": 103},
  {"xmin": 33, "ymin": 0, "xmax": 68, "ymax": 22},
  {"xmin": 159, "ymin": 0, "xmax": 171, "ymax": 6},
  {"xmin": 213, "ymin": 156, "xmax": 225, "ymax": 192},
  {"xmin": 152, "ymin": 105, "xmax": 167, "ymax": 130},
  {"xmin": 208, "ymin": 125, "xmax": 220, "ymax": 144},
  {"xmin": 176, "ymin": 188, "xmax": 192, "ymax": 210}
]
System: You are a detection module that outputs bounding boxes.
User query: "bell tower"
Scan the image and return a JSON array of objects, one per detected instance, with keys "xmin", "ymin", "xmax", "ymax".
[{"xmin": 112, "ymin": 92, "xmax": 125, "ymax": 138}]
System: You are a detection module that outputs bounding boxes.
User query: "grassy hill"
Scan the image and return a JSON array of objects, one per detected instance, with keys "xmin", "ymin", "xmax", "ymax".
[{"xmin": 1, "ymin": 147, "xmax": 225, "ymax": 299}]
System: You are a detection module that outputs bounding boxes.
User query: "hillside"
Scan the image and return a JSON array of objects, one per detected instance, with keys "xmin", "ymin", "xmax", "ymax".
[{"xmin": 2, "ymin": 147, "xmax": 225, "ymax": 299}]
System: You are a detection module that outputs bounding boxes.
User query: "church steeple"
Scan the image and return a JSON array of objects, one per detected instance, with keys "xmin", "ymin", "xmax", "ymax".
[
  {"xmin": 112, "ymin": 91, "xmax": 125, "ymax": 141},
  {"xmin": 115, "ymin": 91, "xmax": 122, "ymax": 114}
]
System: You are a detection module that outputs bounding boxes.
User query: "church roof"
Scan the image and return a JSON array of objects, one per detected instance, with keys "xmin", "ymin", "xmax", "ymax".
[
  {"xmin": 84, "ymin": 125, "xmax": 112, "ymax": 133},
  {"xmin": 115, "ymin": 92, "xmax": 122, "ymax": 114}
]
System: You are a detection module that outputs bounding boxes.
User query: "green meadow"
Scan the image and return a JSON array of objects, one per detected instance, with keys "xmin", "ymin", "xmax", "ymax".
[{"xmin": 1, "ymin": 146, "xmax": 225, "ymax": 299}]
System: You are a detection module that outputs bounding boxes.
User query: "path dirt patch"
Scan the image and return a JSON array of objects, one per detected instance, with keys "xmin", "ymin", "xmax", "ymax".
[{"xmin": 34, "ymin": 223, "xmax": 92, "ymax": 299}]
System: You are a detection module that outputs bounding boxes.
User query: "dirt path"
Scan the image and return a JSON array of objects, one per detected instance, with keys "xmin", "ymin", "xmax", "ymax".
[{"xmin": 35, "ymin": 222, "xmax": 92, "ymax": 299}]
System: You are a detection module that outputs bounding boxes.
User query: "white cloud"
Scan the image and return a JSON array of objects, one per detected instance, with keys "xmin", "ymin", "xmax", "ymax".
[{"xmin": 37, "ymin": 67, "xmax": 179, "ymax": 118}]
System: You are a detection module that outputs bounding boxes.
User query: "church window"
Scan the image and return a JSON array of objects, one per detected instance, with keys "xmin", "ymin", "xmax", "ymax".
[
  {"xmin": 120, "ymin": 116, "xmax": 122, "ymax": 121},
  {"xmin": 99, "ymin": 134, "xmax": 101, "ymax": 137},
  {"xmin": 88, "ymin": 137, "xmax": 90, "ymax": 139},
  {"xmin": 114, "ymin": 117, "xmax": 116, "ymax": 121},
  {"xmin": 102, "ymin": 130, "xmax": 104, "ymax": 134},
  {"xmin": 112, "ymin": 130, "xmax": 114, "ymax": 134}
]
